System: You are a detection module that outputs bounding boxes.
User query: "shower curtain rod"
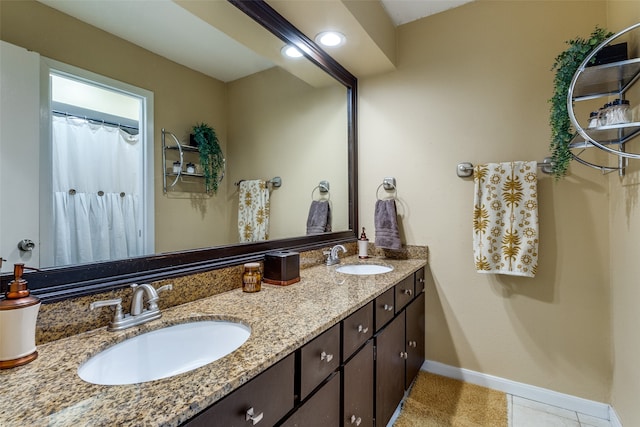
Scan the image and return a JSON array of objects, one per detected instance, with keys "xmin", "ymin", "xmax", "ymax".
[{"xmin": 52, "ymin": 110, "xmax": 139, "ymax": 132}]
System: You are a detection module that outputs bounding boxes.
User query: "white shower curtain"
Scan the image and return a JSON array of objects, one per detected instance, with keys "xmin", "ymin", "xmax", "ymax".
[{"xmin": 52, "ymin": 115, "xmax": 142, "ymax": 266}]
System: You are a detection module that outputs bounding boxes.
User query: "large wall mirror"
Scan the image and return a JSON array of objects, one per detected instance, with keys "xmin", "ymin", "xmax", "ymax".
[{"xmin": 0, "ymin": 0, "xmax": 357, "ymax": 301}]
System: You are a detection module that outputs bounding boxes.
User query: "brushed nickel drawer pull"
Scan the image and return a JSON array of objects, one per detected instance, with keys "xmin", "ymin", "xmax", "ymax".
[
  {"xmin": 403, "ymin": 289, "xmax": 413, "ymax": 296},
  {"xmin": 418, "ymin": 278, "xmax": 425, "ymax": 283},
  {"xmin": 350, "ymin": 415, "xmax": 362, "ymax": 425},
  {"xmin": 245, "ymin": 407, "xmax": 264, "ymax": 425},
  {"xmin": 399, "ymin": 351, "xmax": 408, "ymax": 359},
  {"xmin": 357, "ymin": 324, "xmax": 369, "ymax": 334},
  {"xmin": 320, "ymin": 351, "xmax": 334, "ymax": 362},
  {"xmin": 383, "ymin": 304, "xmax": 394, "ymax": 312},
  {"xmin": 408, "ymin": 340, "xmax": 417, "ymax": 348}
]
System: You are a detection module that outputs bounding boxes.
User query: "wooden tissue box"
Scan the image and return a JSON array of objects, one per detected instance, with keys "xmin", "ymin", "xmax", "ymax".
[{"xmin": 263, "ymin": 251, "xmax": 300, "ymax": 286}]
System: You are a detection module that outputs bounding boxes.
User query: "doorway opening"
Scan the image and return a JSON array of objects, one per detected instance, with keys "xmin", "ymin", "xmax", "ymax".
[{"xmin": 42, "ymin": 64, "xmax": 154, "ymax": 267}]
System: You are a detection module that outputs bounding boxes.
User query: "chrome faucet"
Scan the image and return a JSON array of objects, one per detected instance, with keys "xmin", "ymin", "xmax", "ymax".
[
  {"xmin": 90, "ymin": 283, "xmax": 172, "ymax": 331},
  {"xmin": 326, "ymin": 244, "xmax": 347, "ymax": 266}
]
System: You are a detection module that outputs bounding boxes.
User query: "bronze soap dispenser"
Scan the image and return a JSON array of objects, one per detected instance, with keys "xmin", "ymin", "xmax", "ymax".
[{"xmin": 0, "ymin": 263, "xmax": 41, "ymax": 369}]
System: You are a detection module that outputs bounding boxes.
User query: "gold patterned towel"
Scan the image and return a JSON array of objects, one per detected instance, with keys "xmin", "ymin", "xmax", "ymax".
[
  {"xmin": 238, "ymin": 180, "xmax": 270, "ymax": 243},
  {"xmin": 473, "ymin": 161, "xmax": 538, "ymax": 278}
]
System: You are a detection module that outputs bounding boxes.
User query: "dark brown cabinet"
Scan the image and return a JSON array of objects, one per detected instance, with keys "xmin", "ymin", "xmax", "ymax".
[
  {"xmin": 300, "ymin": 323, "xmax": 340, "ymax": 400},
  {"xmin": 281, "ymin": 372, "xmax": 341, "ymax": 427},
  {"xmin": 343, "ymin": 301, "xmax": 373, "ymax": 361},
  {"xmin": 374, "ymin": 287, "xmax": 395, "ymax": 332},
  {"xmin": 394, "ymin": 275, "xmax": 415, "ymax": 314},
  {"xmin": 405, "ymin": 292, "xmax": 425, "ymax": 389},
  {"xmin": 184, "ymin": 353, "xmax": 294, "ymax": 427},
  {"xmin": 375, "ymin": 312, "xmax": 406, "ymax": 427},
  {"xmin": 343, "ymin": 338, "xmax": 374, "ymax": 427},
  {"xmin": 184, "ymin": 267, "xmax": 425, "ymax": 427},
  {"xmin": 375, "ymin": 268, "xmax": 426, "ymax": 427}
]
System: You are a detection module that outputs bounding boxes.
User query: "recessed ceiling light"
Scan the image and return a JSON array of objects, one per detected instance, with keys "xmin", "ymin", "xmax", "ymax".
[
  {"xmin": 315, "ymin": 31, "xmax": 346, "ymax": 47},
  {"xmin": 281, "ymin": 45, "xmax": 303, "ymax": 58}
]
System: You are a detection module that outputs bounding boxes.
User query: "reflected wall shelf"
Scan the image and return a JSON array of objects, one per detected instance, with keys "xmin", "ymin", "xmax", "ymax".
[
  {"xmin": 567, "ymin": 22, "xmax": 640, "ymax": 176},
  {"xmin": 162, "ymin": 128, "xmax": 222, "ymax": 194}
]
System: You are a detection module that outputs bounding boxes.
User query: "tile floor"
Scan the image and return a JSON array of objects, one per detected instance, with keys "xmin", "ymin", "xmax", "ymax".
[{"xmin": 509, "ymin": 395, "xmax": 612, "ymax": 427}]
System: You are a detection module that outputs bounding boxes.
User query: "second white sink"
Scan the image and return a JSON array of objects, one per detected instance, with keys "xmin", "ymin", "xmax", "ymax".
[
  {"xmin": 78, "ymin": 320, "xmax": 251, "ymax": 385},
  {"xmin": 335, "ymin": 264, "xmax": 393, "ymax": 275}
]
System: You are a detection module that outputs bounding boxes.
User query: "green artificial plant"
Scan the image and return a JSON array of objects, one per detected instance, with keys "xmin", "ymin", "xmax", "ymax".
[
  {"xmin": 549, "ymin": 26, "xmax": 613, "ymax": 179},
  {"xmin": 192, "ymin": 123, "xmax": 224, "ymax": 193}
]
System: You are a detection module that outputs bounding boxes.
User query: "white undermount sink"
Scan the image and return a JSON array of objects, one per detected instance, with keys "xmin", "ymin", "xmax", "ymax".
[
  {"xmin": 335, "ymin": 264, "xmax": 393, "ymax": 275},
  {"xmin": 78, "ymin": 320, "xmax": 251, "ymax": 385}
]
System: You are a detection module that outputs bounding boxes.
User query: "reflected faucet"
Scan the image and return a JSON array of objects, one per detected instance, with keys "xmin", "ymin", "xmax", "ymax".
[{"xmin": 326, "ymin": 244, "xmax": 347, "ymax": 266}]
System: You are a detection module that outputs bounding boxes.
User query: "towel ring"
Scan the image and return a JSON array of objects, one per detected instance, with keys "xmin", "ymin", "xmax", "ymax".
[
  {"xmin": 376, "ymin": 177, "xmax": 397, "ymax": 200},
  {"xmin": 311, "ymin": 186, "xmax": 330, "ymax": 201}
]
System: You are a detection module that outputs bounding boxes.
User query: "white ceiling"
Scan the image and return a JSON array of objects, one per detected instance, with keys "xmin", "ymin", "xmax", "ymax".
[
  {"xmin": 380, "ymin": 0, "xmax": 474, "ymax": 26},
  {"xmin": 38, "ymin": 0, "xmax": 275, "ymax": 82},
  {"xmin": 38, "ymin": 0, "xmax": 474, "ymax": 82}
]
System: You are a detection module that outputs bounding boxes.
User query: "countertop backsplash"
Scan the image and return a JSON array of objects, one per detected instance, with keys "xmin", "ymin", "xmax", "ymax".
[{"xmin": 35, "ymin": 242, "xmax": 427, "ymax": 344}]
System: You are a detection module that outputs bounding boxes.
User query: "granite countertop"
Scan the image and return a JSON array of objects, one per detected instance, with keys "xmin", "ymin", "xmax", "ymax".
[{"xmin": 0, "ymin": 256, "xmax": 425, "ymax": 426}]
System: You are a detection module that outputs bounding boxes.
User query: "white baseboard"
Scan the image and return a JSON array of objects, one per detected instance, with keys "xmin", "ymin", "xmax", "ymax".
[{"xmin": 423, "ymin": 360, "xmax": 612, "ymax": 421}]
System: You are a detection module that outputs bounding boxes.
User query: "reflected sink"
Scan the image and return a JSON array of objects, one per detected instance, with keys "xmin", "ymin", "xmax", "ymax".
[
  {"xmin": 78, "ymin": 320, "xmax": 250, "ymax": 385},
  {"xmin": 335, "ymin": 264, "xmax": 393, "ymax": 275}
]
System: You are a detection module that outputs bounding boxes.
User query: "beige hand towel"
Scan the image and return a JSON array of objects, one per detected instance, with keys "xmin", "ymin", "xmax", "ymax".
[
  {"xmin": 238, "ymin": 180, "xmax": 270, "ymax": 242},
  {"xmin": 473, "ymin": 161, "xmax": 538, "ymax": 277}
]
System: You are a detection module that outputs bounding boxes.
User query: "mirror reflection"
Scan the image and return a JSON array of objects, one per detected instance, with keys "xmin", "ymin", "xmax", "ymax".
[{"xmin": 0, "ymin": 0, "xmax": 349, "ymax": 273}]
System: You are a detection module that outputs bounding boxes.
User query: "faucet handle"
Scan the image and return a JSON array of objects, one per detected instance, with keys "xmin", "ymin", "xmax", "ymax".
[
  {"xmin": 156, "ymin": 284, "xmax": 173, "ymax": 293},
  {"xmin": 90, "ymin": 298, "xmax": 124, "ymax": 322}
]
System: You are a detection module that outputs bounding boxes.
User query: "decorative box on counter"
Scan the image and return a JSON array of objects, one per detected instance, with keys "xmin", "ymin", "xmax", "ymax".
[{"xmin": 263, "ymin": 251, "xmax": 300, "ymax": 286}]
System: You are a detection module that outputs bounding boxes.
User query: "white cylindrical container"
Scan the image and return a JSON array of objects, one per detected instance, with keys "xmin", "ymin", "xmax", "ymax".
[
  {"xmin": 358, "ymin": 227, "xmax": 369, "ymax": 259},
  {"xmin": 0, "ymin": 263, "xmax": 41, "ymax": 369},
  {"xmin": 0, "ymin": 302, "xmax": 40, "ymax": 363}
]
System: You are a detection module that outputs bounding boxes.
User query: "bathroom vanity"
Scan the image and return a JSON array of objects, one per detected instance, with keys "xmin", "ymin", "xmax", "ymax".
[{"xmin": 0, "ymin": 256, "xmax": 426, "ymax": 426}]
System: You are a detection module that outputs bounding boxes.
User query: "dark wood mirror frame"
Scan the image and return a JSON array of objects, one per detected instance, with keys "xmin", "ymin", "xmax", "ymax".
[{"xmin": 0, "ymin": 0, "xmax": 358, "ymax": 303}]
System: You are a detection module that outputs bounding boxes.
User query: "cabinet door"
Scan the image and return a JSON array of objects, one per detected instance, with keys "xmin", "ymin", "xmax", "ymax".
[
  {"xmin": 280, "ymin": 372, "xmax": 341, "ymax": 427},
  {"xmin": 343, "ymin": 301, "xmax": 373, "ymax": 361},
  {"xmin": 405, "ymin": 292, "xmax": 425, "ymax": 389},
  {"xmin": 374, "ymin": 287, "xmax": 395, "ymax": 332},
  {"xmin": 375, "ymin": 312, "xmax": 406, "ymax": 427},
  {"xmin": 414, "ymin": 267, "xmax": 425, "ymax": 295},
  {"xmin": 394, "ymin": 275, "xmax": 415, "ymax": 314},
  {"xmin": 343, "ymin": 340, "xmax": 373, "ymax": 427},
  {"xmin": 185, "ymin": 353, "xmax": 294, "ymax": 427},
  {"xmin": 300, "ymin": 323, "xmax": 340, "ymax": 400}
]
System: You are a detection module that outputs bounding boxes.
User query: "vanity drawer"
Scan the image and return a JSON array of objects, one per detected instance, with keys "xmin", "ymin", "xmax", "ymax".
[
  {"xmin": 300, "ymin": 323, "xmax": 340, "ymax": 400},
  {"xmin": 395, "ymin": 275, "xmax": 415, "ymax": 314},
  {"xmin": 342, "ymin": 301, "xmax": 373, "ymax": 361},
  {"xmin": 415, "ymin": 267, "xmax": 425, "ymax": 295},
  {"xmin": 374, "ymin": 288, "xmax": 395, "ymax": 332},
  {"xmin": 185, "ymin": 353, "xmax": 294, "ymax": 427}
]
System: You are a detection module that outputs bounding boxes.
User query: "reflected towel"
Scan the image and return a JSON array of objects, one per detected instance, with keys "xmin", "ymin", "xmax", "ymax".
[
  {"xmin": 473, "ymin": 161, "xmax": 538, "ymax": 278},
  {"xmin": 306, "ymin": 200, "xmax": 331, "ymax": 234},
  {"xmin": 238, "ymin": 180, "xmax": 270, "ymax": 242},
  {"xmin": 374, "ymin": 199, "xmax": 402, "ymax": 250}
]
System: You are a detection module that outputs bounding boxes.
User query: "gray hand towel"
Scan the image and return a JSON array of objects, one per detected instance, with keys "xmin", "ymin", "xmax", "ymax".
[
  {"xmin": 374, "ymin": 199, "xmax": 402, "ymax": 250},
  {"xmin": 306, "ymin": 200, "xmax": 332, "ymax": 234}
]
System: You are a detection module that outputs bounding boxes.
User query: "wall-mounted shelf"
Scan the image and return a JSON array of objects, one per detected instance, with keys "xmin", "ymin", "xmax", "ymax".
[
  {"xmin": 567, "ymin": 23, "xmax": 640, "ymax": 176},
  {"xmin": 162, "ymin": 128, "xmax": 217, "ymax": 194}
]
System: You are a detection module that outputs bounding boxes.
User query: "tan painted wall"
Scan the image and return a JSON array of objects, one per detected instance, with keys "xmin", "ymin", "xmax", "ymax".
[
  {"xmin": 359, "ymin": 0, "xmax": 612, "ymax": 401},
  {"xmin": 227, "ymin": 67, "xmax": 349, "ymax": 240},
  {"xmin": 0, "ymin": 1, "xmax": 229, "ymax": 255},
  {"xmin": 607, "ymin": 2, "xmax": 640, "ymax": 425}
]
